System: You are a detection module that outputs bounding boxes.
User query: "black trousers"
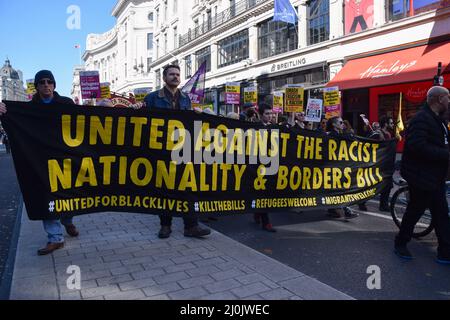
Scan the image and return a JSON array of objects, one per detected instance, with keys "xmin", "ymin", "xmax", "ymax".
[
  {"xmin": 379, "ymin": 183, "xmax": 392, "ymax": 208},
  {"xmin": 254, "ymin": 212, "xmax": 270, "ymax": 226},
  {"xmin": 159, "ymin": 215, "xmax": 198, "ymax": 229},
  {"xmin": 396, "ymin": 183, "xmax": 450, "ymax": 254}
]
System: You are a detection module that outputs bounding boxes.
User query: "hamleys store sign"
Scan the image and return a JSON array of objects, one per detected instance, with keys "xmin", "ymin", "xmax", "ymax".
[{"xmin": 359, "ymin": 59, "xmax": 417, "ymax": 79}]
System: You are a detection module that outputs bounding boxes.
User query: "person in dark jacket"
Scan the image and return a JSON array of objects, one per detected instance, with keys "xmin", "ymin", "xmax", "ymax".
[
  {"xmin": 143, "ymin": 66, "xmax": 191, "ymax": 111},
  {"xmin": 252, "ymin": 103, "xmax": 276, "ymax": 232},
  {"xmin": 326, "ymin": 116, "xmax": 359, "ymax": 219},
  {"xmin": 0, "ymin": 70, "xmax": 79, "ymax": 255},
  {"xmin": 396, "ymin": 86, "xmax": 450, "ymax": 264},
  {"xmin": 143, "ymin": 64, "xmax": 211, "ymax": 239}
]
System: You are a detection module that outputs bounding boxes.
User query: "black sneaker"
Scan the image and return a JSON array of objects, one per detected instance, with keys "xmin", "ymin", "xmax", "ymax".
[
  {"xmin": 394, "ymin": 245, "xmax": 413, "ymax": 259},
  {"xmin": 184, "ymin": 226, "xmax": 211, "ymax": 238},
  {"xmin": 344, "ymin": 208, "xmax": 359, "ymax": 219},
  {"xmin": 158, "ymin": 226, "xmax": 172, "ymax": 239}
]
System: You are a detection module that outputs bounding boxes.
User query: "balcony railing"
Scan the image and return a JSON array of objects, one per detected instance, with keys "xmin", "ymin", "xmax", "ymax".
[{"xmin": 179, "ymin": 0, "xmax": 268, "ymax": 48}]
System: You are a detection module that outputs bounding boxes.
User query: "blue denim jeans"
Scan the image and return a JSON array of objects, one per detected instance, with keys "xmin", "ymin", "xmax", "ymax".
[{"xmin": 42, "ymin": 217, "xmax": 73, "ymax": 243}]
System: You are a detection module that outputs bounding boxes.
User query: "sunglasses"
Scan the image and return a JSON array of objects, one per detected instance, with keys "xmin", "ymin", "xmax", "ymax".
[{"xmin": 38, "ymin": 79, "xmax": 55, "ymax": 85}]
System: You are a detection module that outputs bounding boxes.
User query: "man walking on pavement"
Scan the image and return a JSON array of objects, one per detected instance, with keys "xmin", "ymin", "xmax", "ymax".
[
  {"xmin": 0, "ymin": 70, "xmax": 80, "ymax": 255},
  {"xmin": 395, "ymin": 86, "xmax": 450, "ymax": 264},
  {"xmin": 143, "ymin": 64, "xmax": 211, "ymax": 239}
]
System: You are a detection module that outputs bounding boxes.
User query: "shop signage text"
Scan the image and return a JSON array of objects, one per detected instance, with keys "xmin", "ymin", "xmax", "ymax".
[
  {"xmin": 359, "ymin": 60, "xmax": 417, "ymax": 79},
  {"xmin": 271, "ymin": 57, "xmax": 307, "ymax": 73}
]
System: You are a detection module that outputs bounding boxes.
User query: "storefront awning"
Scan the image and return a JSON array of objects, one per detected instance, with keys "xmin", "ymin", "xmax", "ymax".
[{"xmin": 327, "ymin": 41, "xmax": 450, "ymax": 90}]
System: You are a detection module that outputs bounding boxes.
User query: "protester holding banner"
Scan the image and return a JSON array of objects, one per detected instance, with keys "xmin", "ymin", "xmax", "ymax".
[
  {"xmin": 377, "ymin": 116, "xmax": 395, "ymax": 211},
  {"xmin": 0, "ymin": 70, "xmax": 79, "ymax": 255},
  {"xmin": 294, "ymin": 112, "xmax": 306, "ymax": 129},
  {"xmin": 379, "ymin": 116, "xmax": 394, "ymax": 140},
  {"xmin": 144, "ymin": 65, "xmax": 191, "ymax": 111},
  {"xmin": 239, "ymin": 102, "xmax": 259, "ymax": 122},
  {"xmin": 326, "ymin": 116, "xmax": 359, "ymax": 220},
  {"xmin": 396, "ymin": 86, "xmax": 450, "ymax": 263},
  {"xmin": 143, "ymin": 64, "xmax": 211, "ymax": 239},
  {"xmin": 343, "ymin": 120, "xmax": 355, "ymax": 135},
  {"xmin": 252, "ymin": 103, "xmax": 277, "ymax": 232},
  {"xmin": 317, "ymin": 117, "xmax": 328, "ymax": 133}
]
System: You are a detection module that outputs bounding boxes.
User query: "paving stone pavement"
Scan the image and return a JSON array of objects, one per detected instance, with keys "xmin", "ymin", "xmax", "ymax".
[{"xmin": 9, "ymin": 207, "xmax": 354, "ymax": 300}]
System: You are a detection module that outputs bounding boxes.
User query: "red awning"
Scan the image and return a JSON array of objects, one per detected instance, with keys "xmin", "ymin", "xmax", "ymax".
[{"xmin": 327, "ymin": 41, "xmax": 450, "ymax": 90}]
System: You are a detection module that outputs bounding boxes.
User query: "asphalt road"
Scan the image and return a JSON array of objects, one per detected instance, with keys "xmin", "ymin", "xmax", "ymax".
[
  {"xmin": 205, "ymin": 201, "xmax": 450, "ymax": 300},
  {"xmin": 0, "ymin": 150, "xmax": 21, "ymax": 298}
]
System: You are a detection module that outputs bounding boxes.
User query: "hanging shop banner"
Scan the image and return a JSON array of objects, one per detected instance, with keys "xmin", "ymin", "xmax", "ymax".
[
  {"xmin": 284, "ymin": 85, "xmax": 304, "ymax": 113},
  {"xmin": 272, "ymin": 91, "xmax": 284, "ymax": 113},
  {"xmin": 100, "ymin": 82, "xmax": 111, "ymax": 99},
  {"xmin": 244, "ymin": 86, "xmax": 258, "ymax": 106},
  {"xmin": 323, "ymin": 87, "xmax": 342, "ymax": 119},
  {"xmin": 2, "ymin": 100, "xmax": 396, "ymax": 220},
  {"xmin": 305, "ymin": 99, "xmax": 323, "ymax": 122},
  {"xmin": 134, "ymin": 88, "xmax": 151, "ymax": 102},
  {"xmin": 344, "ymin": 0, "xmax": 374, "ymax": 34},
  {"xmin": 225, "ymin": 82, "xmax": 241, "ymax": 105},
  {"xmin": 80, "ymin": 71, "xmax": 101, "ymax": 99}
]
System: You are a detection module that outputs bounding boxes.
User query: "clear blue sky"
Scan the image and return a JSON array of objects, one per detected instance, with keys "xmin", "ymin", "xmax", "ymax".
[{"xmin": 0, "ymin": 0, "xmax": 117, "ymax": 97}]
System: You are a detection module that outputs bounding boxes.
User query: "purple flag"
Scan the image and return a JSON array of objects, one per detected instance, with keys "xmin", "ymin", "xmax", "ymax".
[{"xmin": 182, "ymin": 61, "xmax": 206, "ymax": 104}]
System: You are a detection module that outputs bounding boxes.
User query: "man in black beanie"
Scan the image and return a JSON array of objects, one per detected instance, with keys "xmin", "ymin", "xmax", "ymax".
[
  {"xmin": 31, "ymin": 70, "xmax": 74, "ymax": 105},
  {"xmin": 0, "ymin": 69, "xmax": 79, "ymax": 255}
]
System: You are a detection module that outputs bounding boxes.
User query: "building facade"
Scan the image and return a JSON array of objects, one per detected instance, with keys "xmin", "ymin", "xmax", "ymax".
[
  {"xmin": 82, "ymin": 0, "xmax": 155, "ymax": 97},
  {"xmin": 0, "ymin": 59, "xmax": 27, "ymax": 102},
  {"xmin": 70, "ymin": 65, "xmax": 86, "ymax": 104},
  {"xmin": 149, "ymin": 0, "xmax": 449, "ymax": 122}
]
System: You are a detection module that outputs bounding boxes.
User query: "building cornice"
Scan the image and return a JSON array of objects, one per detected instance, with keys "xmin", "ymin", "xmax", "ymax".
[{"xmin": 150, "ymin": 0, "xmax": 272, "ymax": 68}]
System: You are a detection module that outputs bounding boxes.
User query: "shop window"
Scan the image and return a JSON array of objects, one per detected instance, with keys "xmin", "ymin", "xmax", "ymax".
[
  {"xmin": 184, "ymin": 55, "xmax": 192, "ymax": 78},
  {"xmin": 196, "ymin": 46, "xmax": 211, "ymax": 72},
  {"xmin": 218, "ymin": 30, "xmax": 249, "ymax": 68},
  {"xmin": 308, "ymin": 0, "xmax": 330, "ymax": 45},
  {"xmin": 155, "ymin": 69, "xmax": 161, "ymax": 89},
  {"xmin": 378, "ymin": 93, "xmax": 420, "ymax": 130},
  {"xmin": 386, "ymin": 0, "xmax": 443, "ymax": 22},
  {"xmin": 258, "ymin": 19, "xmax": 298, "ymax": 59}
]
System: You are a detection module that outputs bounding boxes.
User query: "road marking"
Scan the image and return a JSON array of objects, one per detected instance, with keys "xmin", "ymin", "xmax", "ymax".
[{"xmin": 352, "ymin": 208, "xmax": 392, "ymax": 220}]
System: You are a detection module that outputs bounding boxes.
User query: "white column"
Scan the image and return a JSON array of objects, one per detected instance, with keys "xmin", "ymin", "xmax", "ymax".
[
  {"xmin": 328, "ymin": 61, "xmax": 344, "ymax": 81},
  {"xmin": 248, "ymin": 24, "xmax": 258, "ymax": 63},
  {"xmin": 329, "ymin": 0, "xmax": 344, "ymax": 40},
  {"xmin": 373, "ymin": 0, "xmax": 385, "ymax": 28},
  {"xmin": 298, "ymin": 3, "xmax": 308, "ymax": 48},
  {"xmin": 211, "ymin": 42, "xmax": 218, "ymax": 74}
]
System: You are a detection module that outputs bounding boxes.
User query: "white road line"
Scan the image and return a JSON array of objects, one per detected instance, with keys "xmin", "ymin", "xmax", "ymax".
[{"xmin": 352, "ymin": 209, "xmax": 393, "ymax": 220}]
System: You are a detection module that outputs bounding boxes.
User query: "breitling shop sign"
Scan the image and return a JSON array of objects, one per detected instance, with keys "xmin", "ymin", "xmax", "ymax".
[{"xmin": 270, "ymin": 57, "xmax": 307, "ymax": 73}]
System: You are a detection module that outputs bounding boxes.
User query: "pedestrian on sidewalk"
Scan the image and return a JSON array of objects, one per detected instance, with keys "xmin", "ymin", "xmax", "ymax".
[
  {"xmin": 0, "ymin": 70, "xmax": 80, "ymax": 255},
  {"xmin": 143, "ymin": 64, "xmax": 211, "ymax": 239},
  {"xmin": 395, "ymin": 86, "xmax": 450, "ymax": 264}
]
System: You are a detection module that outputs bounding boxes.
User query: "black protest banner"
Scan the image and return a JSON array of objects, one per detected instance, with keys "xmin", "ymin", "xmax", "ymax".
[{"xmin": 2, "ymin": 101, "xmax": 396, "ymax": 220}]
